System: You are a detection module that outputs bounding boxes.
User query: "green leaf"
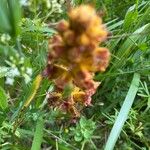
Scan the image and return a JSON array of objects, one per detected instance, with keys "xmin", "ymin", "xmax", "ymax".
[
  {"xmin": 62, "ymin": 84, "xmax": 73, "ymax": 99},
  {"xmin": 104, "ymin": 73, "xmax": 140, "ymax": 150},
  {"xmin": 108, "ymin": 20, "xmax": 124, "ymax": 31},
  {"xmin": 0, "ymin": 86, "xmax": 8, "ymax": 110},
  {"xmin": 135, "ymin": 5, "xmax": 150, "ymax": 28},
  {"xmin": 112, "ymin": 23, "xmax": 150, "ymax": 71},
  {"xmin": 31, "ymin": 115, "xmax": 44, "ymax": 150},
  {"xmin": 80, "ymin": 117, "xmax": 87, "ymax": 128},
  {"xmin": 138, "ymin": 43, "xmax": 148, "ymax": 51},
  {"xmin": 7, "ymin": 0, "xmax": 22, "ymax": 36},
  {"xmin": 0, "ymin": 0, "xmax": 11, "ymax": 33},
  {"xmin": 83, "ymin": 130, "xmax": 92, "ymax": 139},
  {"xmin": 72, "ymin": 0, "xmax": 83, "ymax": 5},
  {"xmin": 0, "ymin": 0, "xmax": 21, "ymax": 36},
  {"xmin": 75, "ymin": 134, "xmax": 83, "ymax": 142},
  {"xmin": 123, "ymin": 5, "xmax": 138, "ymax": 31},
  {"xmin": 147, "ymin": 97, "xmax": 150, "ymax": 108}
]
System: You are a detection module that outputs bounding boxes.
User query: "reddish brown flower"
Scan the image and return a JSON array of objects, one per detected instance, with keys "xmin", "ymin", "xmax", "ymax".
[{"xmin": 45, "ymin": 5, "xmax": 110, "ymax": 117}]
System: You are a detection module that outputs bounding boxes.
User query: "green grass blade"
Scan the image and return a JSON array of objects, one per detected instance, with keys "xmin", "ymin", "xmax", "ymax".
[
  {"xmin": 104, "ymin": 73, "xmax": 140, "ymax": 150},
  {"xmin": 108, "ymin": 20, "xmax": 124, "ymax": 31},
  {"xmin": 0, "ymin": 0, "xmax": 11, "ymax": 33},
  {"xmin": 7, "ymin": 0, "xmax": 22, "ymax": 36},
  {"xmin": 31, "ymin": 115, "xmax": 44, "ymax": 150},
  {"xmin": 0, "ymin": 86, "xmax": 8, "ymax": 110}
]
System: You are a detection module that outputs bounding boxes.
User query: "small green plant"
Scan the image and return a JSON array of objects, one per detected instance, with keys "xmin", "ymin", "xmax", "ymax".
[
  {"xmin": 138, "ymin": 81, "xmax": 150, "ymax": 113},
  {"xmin": 70, "ymin": 117, "xmax": 96, "ymax": 142},
  {"xmin": 69, "ymin": 116, "xmax": 97, "ymax": 150}
]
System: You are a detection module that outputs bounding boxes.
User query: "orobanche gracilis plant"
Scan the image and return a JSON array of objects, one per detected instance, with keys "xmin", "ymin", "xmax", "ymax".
[{"xmin": 43, "ymin": 5, "xmax": 110, "ymax": 117}]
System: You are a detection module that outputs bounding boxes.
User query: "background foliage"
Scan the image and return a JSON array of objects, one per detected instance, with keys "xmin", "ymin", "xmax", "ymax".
[{"xmin": 0, "ymin": 0, "xmax": 150, "ymax": 150}]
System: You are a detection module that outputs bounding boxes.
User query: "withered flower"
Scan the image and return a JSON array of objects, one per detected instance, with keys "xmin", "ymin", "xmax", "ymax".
[{"xmin": 44, "ymin": 5, "xmax": 110, "ymax": 117}]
